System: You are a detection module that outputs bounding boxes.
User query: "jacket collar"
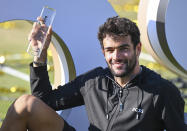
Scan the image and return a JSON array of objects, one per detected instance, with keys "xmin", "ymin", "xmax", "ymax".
[{"xmin": 104, "ymin": 65, "xmax": 146, "ymax": 89}]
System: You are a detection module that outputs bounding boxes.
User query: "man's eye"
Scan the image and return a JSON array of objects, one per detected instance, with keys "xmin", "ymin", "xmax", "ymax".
[
  {"xmin": 120, "ymin": 47, "xmax": 128, "ymax": 51},
  {"xmin": 105, "ymin": 49, "xmax": 114, "ymax": 52}
]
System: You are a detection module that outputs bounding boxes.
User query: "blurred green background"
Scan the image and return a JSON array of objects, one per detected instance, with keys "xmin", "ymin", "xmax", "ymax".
[{"xmin": 0, "ymin": 21, "xmax": 54, "ymax": 126}]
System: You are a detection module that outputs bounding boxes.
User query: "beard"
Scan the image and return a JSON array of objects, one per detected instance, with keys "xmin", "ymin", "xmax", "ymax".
[{"xmin": 107, "ymin": 52, "xmax": 137, "ymax": 77}]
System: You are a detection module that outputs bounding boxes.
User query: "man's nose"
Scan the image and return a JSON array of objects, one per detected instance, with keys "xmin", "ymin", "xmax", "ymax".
[{"xmin": 113, "ymin": 49, "xmax": 121, "ymax": 60}]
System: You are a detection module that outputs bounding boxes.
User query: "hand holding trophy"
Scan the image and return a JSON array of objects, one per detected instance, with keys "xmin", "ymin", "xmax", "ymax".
[{"xmin": 27, "ymin": 6, "xmax": 56, "ymax": 64}]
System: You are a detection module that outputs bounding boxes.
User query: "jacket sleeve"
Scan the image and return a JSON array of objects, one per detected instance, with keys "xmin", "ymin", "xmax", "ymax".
[
  {"xmin": 30, "ymin": 63, "xmax": 84, "ymax": 111},
  {"xmin": 160, "ymin": 81, "xmax": 186, "ymax": 131}
]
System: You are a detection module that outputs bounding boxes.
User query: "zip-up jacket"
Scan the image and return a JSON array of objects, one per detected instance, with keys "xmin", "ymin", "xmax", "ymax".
[{"xmin": 30, "ymin": 64, "xmax": 186, "ymax": 131}]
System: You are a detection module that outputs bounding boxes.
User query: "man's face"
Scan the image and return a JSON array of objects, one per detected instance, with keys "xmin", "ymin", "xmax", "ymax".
[{"xmin": 102, "ymin": 35, "xmax": 141, "ymax": 77}]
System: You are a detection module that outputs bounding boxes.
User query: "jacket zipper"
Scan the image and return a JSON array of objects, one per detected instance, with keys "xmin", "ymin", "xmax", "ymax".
[
  {"xmin": 105, "ymin": 77, "xmax": 129, "ymax": 131},
  {"xmin": 106, "ymin": 100, "xmax": 120, "ymax": 131}
]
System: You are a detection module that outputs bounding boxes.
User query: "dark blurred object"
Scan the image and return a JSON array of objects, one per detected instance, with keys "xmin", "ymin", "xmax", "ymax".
[{"xmin": 170, "ymin": 77, "xmax": 187, "ymax": 98}]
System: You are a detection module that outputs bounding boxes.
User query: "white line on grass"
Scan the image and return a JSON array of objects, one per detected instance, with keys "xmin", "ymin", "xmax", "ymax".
[{"xmin": 0, "ymin": 65, "xmax": 29, "ymax": 82}]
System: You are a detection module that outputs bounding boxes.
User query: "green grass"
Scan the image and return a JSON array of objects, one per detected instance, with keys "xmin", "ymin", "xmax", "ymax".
[
  {"xmin": 0, "ymin": 20, "xmax": 55, "ymax": 126},
  {"xmin": 0, "ymin": 21, "xmax": 31, "ymax": 55},
  {"xmin": 0, "ymin": 100, "xmax": 14, "ymax": 120},
  {"xmin": 0, "ymin": 74, "xmax": 30, "ymax": 91}
]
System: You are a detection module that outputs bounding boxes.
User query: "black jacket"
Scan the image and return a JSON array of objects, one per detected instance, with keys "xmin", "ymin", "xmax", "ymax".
[{"xmin": 30, "ymin": 64, "xmax": 186, "ymax": 131}]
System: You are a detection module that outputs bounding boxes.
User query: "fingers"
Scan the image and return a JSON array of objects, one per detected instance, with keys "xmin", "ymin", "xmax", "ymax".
[
  {"xmin": 43, "ymin": 26, "xmax": 52, "ymax": 49},
  {"xmin": 47, "ymin": 26, "xmax": 52, "ymax": 41},
  {"xmin": 37, "ymin": 16, "xmax": 45, "ymax": 26},
  {"xmin": 28, "ymin": 22, "xmax": 50, "ymax": 42},
  {"xmin": 48, "ymin": 26, "xmax": 52, "ymax": 35},
  {"xmin": 28, "ymin": 22, "xmax": 38, "ymax": 41},
  {"xmin": 27, "ymin": 16, "xmax": 53, "ymax": 52}
]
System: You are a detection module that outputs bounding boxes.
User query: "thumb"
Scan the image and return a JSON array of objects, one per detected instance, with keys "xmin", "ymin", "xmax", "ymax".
[{"xmin": 48, "ymin": 26, "xmax": 52, "ymax": 35}]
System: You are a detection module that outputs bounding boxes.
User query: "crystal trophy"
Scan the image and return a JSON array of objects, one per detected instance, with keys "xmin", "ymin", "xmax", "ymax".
[{"xmin": 27, "ymin": 6, "xmax": 56, "ymax": 57}]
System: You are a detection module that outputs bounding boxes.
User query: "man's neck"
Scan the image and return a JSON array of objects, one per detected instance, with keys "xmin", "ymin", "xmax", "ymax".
[{"xmin": 114, "ymin": 65, "xmax": 141, "ymax": 87}]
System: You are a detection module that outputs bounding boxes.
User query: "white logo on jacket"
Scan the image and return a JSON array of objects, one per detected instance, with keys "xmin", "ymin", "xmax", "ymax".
[{"xmin": 132, "ymin": 108, "xmax": 143, "ymax": 114}]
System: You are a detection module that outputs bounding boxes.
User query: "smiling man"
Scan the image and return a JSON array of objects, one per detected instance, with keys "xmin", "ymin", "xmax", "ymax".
[
  {"xmin": 102, "ymin": 34, "xmax": 141, "ymax": 86},
  {"xmin": 0, "ymin": 16, "xmax": 186, "ymax": 131}
]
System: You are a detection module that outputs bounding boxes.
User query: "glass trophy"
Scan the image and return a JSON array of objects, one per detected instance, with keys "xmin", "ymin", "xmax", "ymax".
[{"xmin": 27, "ymin": 6, "xmax": 56, "ymax": 57}]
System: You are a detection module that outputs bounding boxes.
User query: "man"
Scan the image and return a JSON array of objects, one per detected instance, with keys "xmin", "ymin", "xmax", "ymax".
[{"xmin": 0, "ymin": 16, "xmax": 186, "ymax": 131}]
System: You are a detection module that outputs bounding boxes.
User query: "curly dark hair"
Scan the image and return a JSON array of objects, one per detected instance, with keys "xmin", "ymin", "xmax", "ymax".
[{"xmin": 98, "ymin": 16, "xmax": 140, "ymax": 49}]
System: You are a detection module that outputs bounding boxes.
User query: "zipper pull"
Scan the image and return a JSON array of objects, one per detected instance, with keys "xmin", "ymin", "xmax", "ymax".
[
  {"xmin": 136, "ymin": 112, "xmax": 141, "ymax": 120},
  {"xmin": 119, "ymin": 88, "xmax": 123, "ymax": 97},
  {"xmin": 119, "ymin": 87, "xmax": 123, "ymax": 112},
  {"xmin": 119, "ymin": 101, "xmax": 123, "ymax": 112},
  {"xmin": 106, "ymin": 114, "xmax": 109, "ymax": 120}
]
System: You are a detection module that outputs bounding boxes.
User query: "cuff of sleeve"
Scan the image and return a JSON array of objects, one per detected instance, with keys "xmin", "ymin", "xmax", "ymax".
[{"xmin": 30, "ymin": 62, "xmax": 48, "ymax": 78}]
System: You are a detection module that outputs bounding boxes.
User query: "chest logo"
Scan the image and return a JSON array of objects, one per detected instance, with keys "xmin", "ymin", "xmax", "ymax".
[{"xmin": 132, "ymin": 107, "xmax": 144, "ymax": 114}]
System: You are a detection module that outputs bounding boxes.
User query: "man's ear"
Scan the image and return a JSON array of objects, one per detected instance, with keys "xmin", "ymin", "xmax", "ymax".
[{"xmin": 136, "ymin": 42, "xmax": 142, "ymax": 56}]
